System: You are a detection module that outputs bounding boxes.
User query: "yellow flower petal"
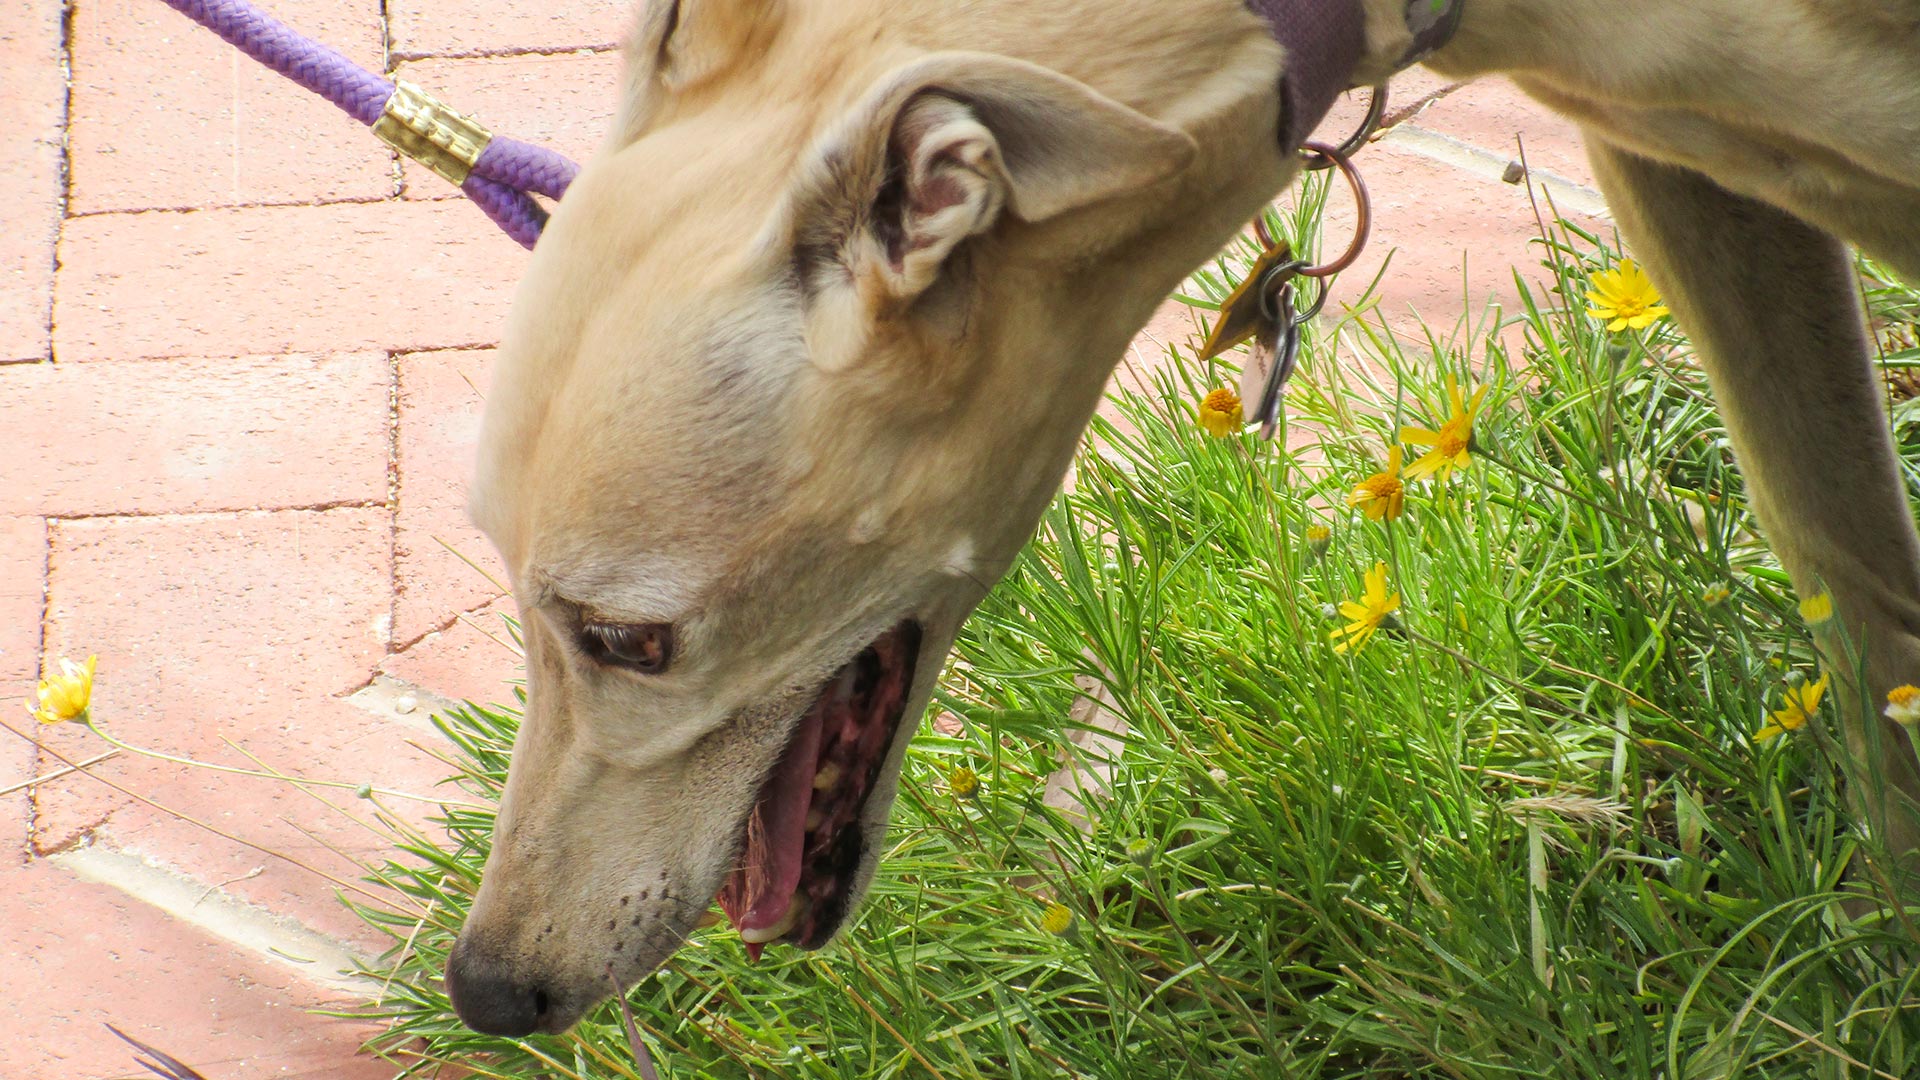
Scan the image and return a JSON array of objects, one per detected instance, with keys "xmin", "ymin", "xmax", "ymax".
[
  {"xmin": 1401, "ymin": 447, "xmax": 1450, "ymax": 482},
  {"xmin": 1040, "ymin": 902, "xmax": 1074, "ymax": 936},
  {"xmin": 1789, "ymin": 673, "xmax": 1829, "ymax": 714},
  {"xmin": 1331, "ymin": 564, "xmax": 1398, "ymax": 654},
  {"xmin": 1349, "ymin": 445, "xmax": 1408, "ymax": 520},
  {"xmin": 948, "ymin": 765, "xmax": 979, "ymax": 799},
  {"xmin": 1887, "ymin": 684, "xmax": 1920, "ymax": 726},
  {"xmin": 1587, "ymin": 259, "xmax": 1669, "ymax": 333},
  {"xmin": 1399, "ymin": 382, "xmax": 1483, "ymax": 486},
  {"xmin": 1797, "ymin": 592, "xmax": 1834, "ymax": 625},
  {"xmin": 29, "ymin": 654, "xmax": 96, "ymax": 725},
  {"xmin": 1197, "ymin": 388, "xmax": 1243, "ymax": 438}
]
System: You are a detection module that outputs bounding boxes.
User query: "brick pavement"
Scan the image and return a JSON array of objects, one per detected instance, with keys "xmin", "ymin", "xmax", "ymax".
[{"xmin": 0, "ymin": 1, "xmax": 1600, "ymax": 1074}]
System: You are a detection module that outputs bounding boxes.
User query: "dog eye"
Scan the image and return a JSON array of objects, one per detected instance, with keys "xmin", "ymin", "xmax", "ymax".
[{"xmin": 579, "ymin": 622, "xmax": 675, "ymax": 674}]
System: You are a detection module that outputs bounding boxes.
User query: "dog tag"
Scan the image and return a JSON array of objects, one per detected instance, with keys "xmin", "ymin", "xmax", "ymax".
[
  {"xmin": 1239, "ymin": 285, "xmax": 1303, "ymax": 440},
  {"xmin": 1199, "ymin": 239, "xmax": 1300, "ymax": 363}
]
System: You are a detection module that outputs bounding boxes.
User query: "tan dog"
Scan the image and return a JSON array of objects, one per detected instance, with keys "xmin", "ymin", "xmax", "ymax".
[{"xmin": 446, "ymin": 0, "xmax": 1920, "ymax": 1035}]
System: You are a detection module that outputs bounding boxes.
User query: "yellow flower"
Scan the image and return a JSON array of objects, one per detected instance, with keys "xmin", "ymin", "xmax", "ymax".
[
  {"xmin": 1797, "ymin": 592, "xmax": 1833, "ymax": 625},
  {"xmin": 1305, "ymin": 524, "xmax": 1332, "ymax": 558},
  {"xmin": 1329, "ymin": 562, "xmax": 1401, "ymax": 654},
  {"xmin": 1400, "ymin": 376, "xmax": 1488, "ymax": 483},
  {"xmin": 1702, "ymin": 584, "xmax": 1731, "ymax": 606},
  {"xmin": 1755, "ymin": 672, "xmax": 1828, "ymax": 742},
  {"xmin": 1196, "ymin": 388, "xmax": 1242, "ymax": 438},
  {"xmin": 28, "ymin": 655, "xmax": 97, "ymax": 726},
  {"xmin": 1040, "ymin": 902, "xmax": 1074, "ymax": 936},
  {"xmin": 948, "ymin": 765, "xmax": 979, "ymax": 799},
  {"xmin": 1585, "ymin": 258, "xmax": 1672, "ymax": 332},
  {"xmin": 1886, "ymin": 685, "xmax": 1920, "ymax": 727},
  {"xmin": 1348, "ymin": 446, "xmax": 1407, "ymax": 521}
]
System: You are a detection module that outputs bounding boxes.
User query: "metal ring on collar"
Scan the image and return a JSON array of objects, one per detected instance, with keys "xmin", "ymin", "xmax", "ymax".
[
  {"xmin": 1295, "ymin": 139, "xmax": 1372, "ymax": 279},
  {"xmin": 1302, "ymin": 84, "xmax": 1388, "ymax": 171},
  {"xmin": 1256, "ymin": 260, "xmax": 1305, "ymax": 324}
]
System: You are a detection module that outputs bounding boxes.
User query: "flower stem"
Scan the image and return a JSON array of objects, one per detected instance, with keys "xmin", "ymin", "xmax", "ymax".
[{"xmin": 79, "ymin": 719, "xmax": 479, "ymax": 809}]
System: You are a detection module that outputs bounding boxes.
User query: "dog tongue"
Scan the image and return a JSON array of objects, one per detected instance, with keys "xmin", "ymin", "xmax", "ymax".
[{"xmin": 718, "ymin": 695, "xmax": 825, "ymax": 951}]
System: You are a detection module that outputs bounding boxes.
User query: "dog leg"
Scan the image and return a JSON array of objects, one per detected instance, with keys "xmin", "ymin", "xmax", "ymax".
[{"xmin": 1584, "ymin": 135, "xmax": 1920, "ymax": 895}]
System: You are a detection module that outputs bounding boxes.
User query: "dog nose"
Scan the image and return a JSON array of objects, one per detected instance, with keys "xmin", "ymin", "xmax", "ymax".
[{"xmin": 444, "ymin": 939, "xmax": 553, "ymax": 1036}]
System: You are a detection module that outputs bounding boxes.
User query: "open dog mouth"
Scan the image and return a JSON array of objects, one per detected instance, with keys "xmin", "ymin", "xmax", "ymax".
[{"xmin": 715, "ymin": 620, "xmax": 923, "ymax": 957}]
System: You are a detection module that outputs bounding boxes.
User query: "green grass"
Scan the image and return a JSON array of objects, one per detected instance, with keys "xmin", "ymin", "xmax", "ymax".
[{"xmin": 346, "ymin": 206, "xmax": 1920, "ymax": 1078}]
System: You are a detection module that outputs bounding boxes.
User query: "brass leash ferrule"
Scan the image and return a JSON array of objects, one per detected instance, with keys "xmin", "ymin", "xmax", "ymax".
[{"xmin": 373, "ymin": 80, "xmax": 493, "ymax": 186}]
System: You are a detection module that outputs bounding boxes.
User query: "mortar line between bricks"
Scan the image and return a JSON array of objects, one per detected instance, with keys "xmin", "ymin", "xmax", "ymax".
[
  {"xmin": 385, "ymin": 351, "xmax": 403, "ymax": 658},
  {"xmin": 393, "ymin": 341, "xmax": 500, "ymax": 356},
  {"xmin": 389, "ymin": 42, "xmax": 622, "ymax": 63},
  {"xmin": 379, "ymin": 0, "xmax": 393, "ymax": 78},
  {"xmin": 64, "ymin": 194, "xmax": 402, "ymax": 222},
  {"xmin": 379, "ymin": 0, "xmax": 406, "ymax": 198},
  {"xmin": 47, "ymin": 0, "xmax": 76, "ymax": 365},
  {"xmin": 11, "ymin": 349, "xmax": 432, "ymax": 366},
  {"xmin": 381, "ymin": 589, "xmax": 516, "ymax": 668},
  {"xmin": 48, "ymin": 500, "xmax": 387, "ymax": 524},
  {"xmin": 20, "ymin": 518, "xmax": 52, "ymax": 866},
  {"xmin": 65, "ymin": 341, "xmax": 502, "ymax": 365}
]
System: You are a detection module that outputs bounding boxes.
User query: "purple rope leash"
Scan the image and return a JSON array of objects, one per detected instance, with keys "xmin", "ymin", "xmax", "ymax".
[{"xmin": 160, "ymin": 0, "xmax": 580, "ymax": 248}]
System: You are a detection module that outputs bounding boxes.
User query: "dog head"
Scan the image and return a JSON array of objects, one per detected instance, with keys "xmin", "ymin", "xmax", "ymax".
[{"xmin": 446, "ymin": 0, "xmax": 1292, "ymax": 1035}]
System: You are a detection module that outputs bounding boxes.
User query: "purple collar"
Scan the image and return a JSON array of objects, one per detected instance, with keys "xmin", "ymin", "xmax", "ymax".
[{"xmin": 1246, "ymin": 0, "xmax": 1463, "ymax": 149}]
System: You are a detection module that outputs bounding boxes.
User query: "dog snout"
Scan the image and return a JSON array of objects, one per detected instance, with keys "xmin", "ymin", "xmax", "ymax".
[{"xmin": 445, "ymin": 935, "xmax": 557, "ymax": 1037}]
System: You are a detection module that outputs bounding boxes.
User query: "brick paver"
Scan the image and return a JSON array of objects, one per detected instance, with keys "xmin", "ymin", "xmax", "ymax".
[
  {"xmin": 2, "ymin": 517, "xmax": 47, "ymax": 853},
  {"xmin": 0, "ymin": 517, "xmax": 46, "ymax": 685},
  {"xmin": 34, "ymin": 510, "xmax": 454, "ymax": 942},
  {"xmin": 0, "ymin": 858, "xmax": 392, "ymax": 1080},
  {"xmin": 0, "ymin": 0, "xmax": 1602, "ymax": 1072},
  {"xmin": 395, "ymin": 348, "xmax": 506, "ymax": 645},
  {"xmin": 0, "ymin": 0, "xmax": 66, "ymax": 363},
  {"xmin": 55, "ymin": 200, "xmax": 527, "ymax": 363},
  {"xmin": 1, "ymin": 515, "xmax": 45, "ymax": 857},
  {"xmin": 1321, "ymin": 134, "xmax": 1601, "ymax": 330},
  {"xmin": 1, "ymin": 352, "xmax": 392, "ymax": 517},
  {"xmin": 380, "ymin": 597, "xmax": 522, "ymax": 708},
  {"xmin": 389, "ymin": 0, "xmax": 629, "ymax": 57},
  {"xmin": 67, "ymin": 0, "xmax": 391, "ymax": 215}
]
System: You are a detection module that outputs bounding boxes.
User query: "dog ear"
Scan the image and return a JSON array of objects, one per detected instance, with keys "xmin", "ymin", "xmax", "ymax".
[
  {"xmin": 619, "ymin": 0, "xmax": 784, "ymax": 138},
  {"xmin": 793, "ymin": 52, "xmax": 1198, "ymax": 304},
  {"xmin": 654, "ymin": 0, "xmax": 785, "ymax": 92}
]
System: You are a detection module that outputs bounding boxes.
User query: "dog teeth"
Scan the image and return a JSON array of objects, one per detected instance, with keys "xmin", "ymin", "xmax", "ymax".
[
  {"xmin": 805, "ymin": 808, "xmax": 825, "ymax": 831},
  {"xmin": 739, "ymin": 896, "xmax": 807, "ymax": 944},
  {"xmin": 813, "ymin": 763, "xmax": 842, "ymax": 791}
]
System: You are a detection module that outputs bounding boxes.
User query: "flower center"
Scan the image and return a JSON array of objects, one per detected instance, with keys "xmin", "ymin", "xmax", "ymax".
[
  {"xmin": 1364, "ymin": 475, "xmax": 1403, "ymax": 498},
  {"xmin": 1618, "ymin": 295, "xmax": 1651, "ymax": 317}
]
